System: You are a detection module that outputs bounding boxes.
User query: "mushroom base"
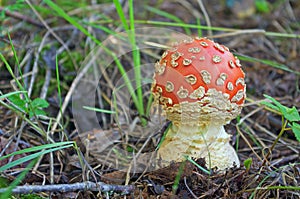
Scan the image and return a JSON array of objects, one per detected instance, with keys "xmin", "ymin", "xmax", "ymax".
[{"xmin": 157, "ymin": 123, "xmax": 240, "ymax": 170}]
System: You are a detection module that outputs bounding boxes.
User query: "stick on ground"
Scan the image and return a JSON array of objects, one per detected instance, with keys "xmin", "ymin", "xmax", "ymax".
[{"xmin": 0, "ymin": 181, "xmax": 135, "ymax": 195}]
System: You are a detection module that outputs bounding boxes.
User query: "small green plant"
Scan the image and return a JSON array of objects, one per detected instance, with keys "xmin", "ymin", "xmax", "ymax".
[
  {"xmin": 243, "ymin": 158, "xmax": 252, "ymax": 173},
  {"xmin": 0, "ymin": 58, "xmax": 49, "ymax": 119},
  {"xmin": 255, "ymin": 0, "xmax": 270, "ymax": 13},
  {"xmin": 261, "ymin": 94, "xmax": 300, "ymax": 165},
  {"xmin": 0, "ymin": 32, "xmax": 49, "ymax": 119},
  {"xmin": 7, "ymin": 94, "xmax": 49, "ymax": 118},
  {"xmin": 261, "ymin": 94, "xmax": 300, "ymax": 142}
]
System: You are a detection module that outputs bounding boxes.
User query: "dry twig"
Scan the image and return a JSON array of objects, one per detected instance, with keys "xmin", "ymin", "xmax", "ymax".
[
  {"xmin": 0, "ymin": 181, "xmax": 135, "ymax": 195},
  {"xmin": 0, "ymin": 6, "xmax": 43, "ymax": 27}
]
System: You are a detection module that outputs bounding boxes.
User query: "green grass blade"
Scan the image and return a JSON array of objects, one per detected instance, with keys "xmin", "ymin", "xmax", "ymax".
[
  {"xmin": 263, "ymin": 186, "xmax": 300, "ymax": 191},
  {"xmin": 0, "ymin": 158, "xmax": 38, "ymax": 199},
  {"xmin": 185, "ymin": 156, "xmax": 211, "ymax": 175},
  {"xmin": 196, "ymin": 18, "xmax": 203, "ymax": 37},
  {"xmin": 156, "ymin": 123, "xmax": 172, "ymax": 150},
  {"xmin": 0, "ymin": 53, "xmax": 25, "ymax": 93},
  {"xmin": 265, "ymin": 31, "xmax": 300, "ymax": 38},
  {"xmin": 236, "ymin": 54, "xmax": 300, "ymax": 75},
  {"xmin": 135, "ymin": 20, "xmax": 234, "ymax": 32},
  {"xmin": 0, "ymin": 91, "xmax": 27, "ymax": 99},
  {"xmin": 113, "ymin": 0, "xmax": 129, "ymax": 30},
  {"xmin": 129, "ymin": 0, "xmax": 145, "ymax": 119},
  {"xmin": 83, "ymin": 20, "xmax": 119, "ymax": 38},
  {"xmin": 135, "ymin": 20, "xmax": 300, "ymax": 39},
  {"xmin": 145, "ymin": 94, "xmax": 153, "ymax": 118},
  {"xmin": 43, "ymin": 0, "xmax": 141, "ymax": 117},
  {"xmin": 83, "ymin": 106, "xmax": 116, "ymax": 114},
  {"xmin": 43, "ymin": 0, "xmax": 99, "ymax": 45},
  {"xmin": 0, "ymin": 144, "xmax": 74, "ymax": 172},
  {"xmin": 113, "ymin": 0, "xmax": 145, "ymax": 119},
  {"xmin": 0, "ymin": 142, "xmax": 74, "ymax": 161},
  {"xmin": 55, "ymin": 54, "xmax": 64, "ymax": 126},
  {"xmin": 172, "ymin": 161, "xmax": 186, "ymax": 194},
  {"xmin": 145, "ymin": 5, "xmax": 191, "ymax": 35},
  {"xmin": 7, "ymin": 34, "xmax": 21, "ymax": 78}
]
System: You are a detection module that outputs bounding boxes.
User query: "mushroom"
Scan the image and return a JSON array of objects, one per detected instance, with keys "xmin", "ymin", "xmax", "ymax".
[{"xmin": 152, "ymin": 37, "xmax": 246, "ymax": 170}]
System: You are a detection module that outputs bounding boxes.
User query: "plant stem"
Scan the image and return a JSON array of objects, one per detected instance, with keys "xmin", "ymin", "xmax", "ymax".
[{"xmin": 261, "ymin": 117, "xmax": 288, "ymax": 166}]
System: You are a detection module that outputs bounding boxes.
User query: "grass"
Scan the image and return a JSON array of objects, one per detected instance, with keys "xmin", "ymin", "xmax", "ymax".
[
  {"xmin": 43, "ymin": 0, "xmax": 150, "ymax": 125},
  {"xmin": 145, "ymin": 5, "xmax": 192, "ymax": 35},
  {"xmin": 113, "ymin": 0, "xmax": 145, "ymax": 122},
  {"xmin": 0, "ymin": 141, "xmax": 76, "ymax": 198},
  {"xmin": 0, "ymin": 142, "xmax": 75, "ymax": 172},
  {"xmin": 0, "ymin": 45, "xmax": 49, "ymax": 138},
  {"xmin": 0, "ymin": 0, "xmax": 300, "ymax": 198},
  {"xmin": 0, "ymin": 159, "xmax": 38, "ymax": 199}
]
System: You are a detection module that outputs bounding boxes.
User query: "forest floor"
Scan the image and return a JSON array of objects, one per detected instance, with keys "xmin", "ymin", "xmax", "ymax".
[{"xmin": 0, "ymin": 0, "xmax": 299, "ymax": 198}]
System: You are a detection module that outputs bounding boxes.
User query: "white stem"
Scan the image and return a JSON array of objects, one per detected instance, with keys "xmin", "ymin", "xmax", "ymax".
[{"xmin": 157, "ymin": 123, "xmax": 240, "ymax": 170}]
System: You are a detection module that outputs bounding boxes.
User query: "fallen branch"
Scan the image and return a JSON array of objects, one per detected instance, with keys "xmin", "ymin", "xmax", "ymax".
[{"xmin": 0, "ymin": 181, "xmax": 135, "ymax": 195}]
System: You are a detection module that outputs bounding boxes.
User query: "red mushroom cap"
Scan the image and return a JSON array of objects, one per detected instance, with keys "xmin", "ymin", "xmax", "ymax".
[{"xmin": 152, "ymin": 37, "xmax": 246, "ymax": 125}]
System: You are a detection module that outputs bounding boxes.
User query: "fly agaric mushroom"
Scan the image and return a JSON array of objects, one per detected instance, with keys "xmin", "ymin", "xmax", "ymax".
[{"xmin": 152, "ymin": 37, "xmax": 246, "ymax": 170}]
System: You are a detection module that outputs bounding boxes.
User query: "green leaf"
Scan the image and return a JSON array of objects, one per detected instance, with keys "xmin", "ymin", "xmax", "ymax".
[
  {"xmin": 7, "ymin": 95, "xmax": 27, "ymax": 112},
  {"xmin": 31, "ymin": 98, "xmax": 49, "ymax": 109},
  {"xmin": 243, "ymin": 158, "xmax": 252, "ymax": 171},
  {"xmin": 263, "ymin": 94, "xmax": 300, "ymax": 122},
  {"xmin": 263, "ymin": 94, "xmax": 284, "ymax": 108},
  {"xmin": 281, "ymin": 106, "xmax": 300, "ymax": 122},
  {"xmin": 291, "ymin": 122, "xmax": 300, "ymax": 142},
  {"xmin": 255, "ymin": 0, "xmax": 270, "ymax": 13},
  {"xmin": 260, "ymin": 101, "xmax": 279, "ymax": 112},
  {"xmin": 29, "ymin": 109, "xmax": 47, "ymax": 118},
  {"xmin": 27, "ymin": 98, "xmax": 49, "ymax": 118}
]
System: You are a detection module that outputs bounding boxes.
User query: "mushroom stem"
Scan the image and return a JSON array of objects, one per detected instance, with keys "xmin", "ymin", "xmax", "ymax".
[{"xmin": 157, "ymin": 123, "xmax": 240, "ymax": 170}]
